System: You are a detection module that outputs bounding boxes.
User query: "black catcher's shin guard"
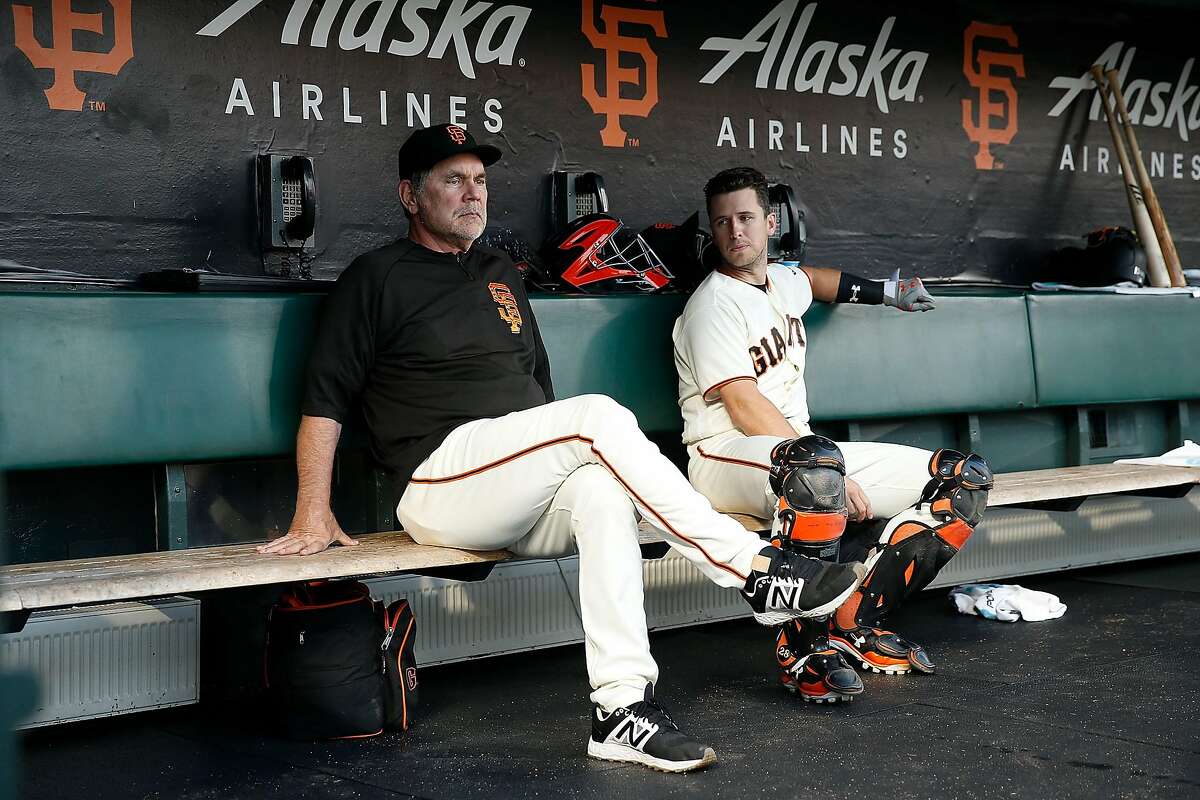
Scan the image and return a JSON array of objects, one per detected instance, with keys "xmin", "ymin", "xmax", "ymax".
[
  {"xmin": 768, "ymin": 435, "xmax": 848, "ymax": 562},
  {"xmin": 766, "ymin": 436, "xmax": 861, "ymax": 695},
  {"xmin": 830, "ymin": 449, "xmax": 993, "ymax": 674}
]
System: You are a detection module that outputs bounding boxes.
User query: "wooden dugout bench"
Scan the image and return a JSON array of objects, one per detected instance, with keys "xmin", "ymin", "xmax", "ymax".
[
  {"xmin": 2, "ymin": 462, "xmax": 1196, "ymax": 617},
  {"xmin": 1, "ymin": 288, "xmax": 1199, "ymax": 624}
]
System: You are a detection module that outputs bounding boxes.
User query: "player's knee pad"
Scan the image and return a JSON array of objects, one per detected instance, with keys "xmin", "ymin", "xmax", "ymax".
[
  {"xmin": 768, "ymin": 435, "xmax": 847, "ymax": 562},
  {"xmin": 919, "ymin": 448, "xmax": 994, "ymax": 542}
]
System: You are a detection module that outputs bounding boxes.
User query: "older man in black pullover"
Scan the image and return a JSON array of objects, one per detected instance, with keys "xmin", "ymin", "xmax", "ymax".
[{"xmin": 258, "ymin": 123, "xmax": 863, "ymax": 774}]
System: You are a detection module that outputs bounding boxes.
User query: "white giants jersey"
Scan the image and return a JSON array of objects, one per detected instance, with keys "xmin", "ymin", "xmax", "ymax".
[{"xmin": 672, "ymin": 264, "xmax": 813, "ymax": 445}]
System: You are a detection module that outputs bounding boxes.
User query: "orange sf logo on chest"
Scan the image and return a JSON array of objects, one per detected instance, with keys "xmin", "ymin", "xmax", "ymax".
[{"xmin": 489, "ymin": 282, "xmax": 523, "ymax": 334}]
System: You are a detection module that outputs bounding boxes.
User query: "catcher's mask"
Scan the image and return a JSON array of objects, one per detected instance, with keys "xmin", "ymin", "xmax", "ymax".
[{"xmin": 543, "ymin": 213, "xmax": 673, "ymax": 293}]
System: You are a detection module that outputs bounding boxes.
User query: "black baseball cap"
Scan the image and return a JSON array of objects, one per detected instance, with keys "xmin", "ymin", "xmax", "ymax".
[{"xmin": 397, "ymin": 124, "xmax": 502, "ymax": 179}]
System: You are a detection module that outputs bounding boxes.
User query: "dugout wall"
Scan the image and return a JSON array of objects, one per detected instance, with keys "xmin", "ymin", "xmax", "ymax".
[{"xmin": 1, "ymin": 0, "xmax": 1199, "ymax": 283}]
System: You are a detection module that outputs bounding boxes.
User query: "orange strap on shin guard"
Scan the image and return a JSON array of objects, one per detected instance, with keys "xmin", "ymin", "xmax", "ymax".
[{"xmin": 772, "ymin": 498, "xmax": 846, "ymax": 561}]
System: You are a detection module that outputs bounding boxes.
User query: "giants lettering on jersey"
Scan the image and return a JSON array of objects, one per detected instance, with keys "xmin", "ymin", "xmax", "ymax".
[{"xmin": 749, "ymin": 315, "xmax": 804, "ymax": 376}]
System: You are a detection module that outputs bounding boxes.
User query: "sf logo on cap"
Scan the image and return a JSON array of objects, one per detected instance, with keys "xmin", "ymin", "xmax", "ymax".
[{"xmin": 447, "ymin": 125, "xmax": 467, "ymax": 144}]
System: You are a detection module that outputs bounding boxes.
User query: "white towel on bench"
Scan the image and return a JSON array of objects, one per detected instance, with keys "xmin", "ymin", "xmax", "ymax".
[
  {"xmin": 1116, "ymin": 440, "xmax": 1200, "ymax": 468},
  {"xmin": 949, "ymin": 583, "xmax": 1067, "ymax": 622}
]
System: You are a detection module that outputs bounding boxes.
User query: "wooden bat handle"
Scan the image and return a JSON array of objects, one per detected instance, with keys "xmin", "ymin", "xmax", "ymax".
[
  {"xmin": 1104, "ymin": 68, "xmax": 1186, "ymax": 288},
  {"xmin": 1089, "ymin": 66, "xmax": 1171, "ymax": 288}
]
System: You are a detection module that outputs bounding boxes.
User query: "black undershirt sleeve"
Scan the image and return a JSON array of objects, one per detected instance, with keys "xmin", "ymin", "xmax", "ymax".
[
  {"xmin": 529, "ymin": 311, "xmax": 555, "ymax": 403},
  {"xmin": 835, "ymin": 271, "xmax": 884, "ymax": 305}
]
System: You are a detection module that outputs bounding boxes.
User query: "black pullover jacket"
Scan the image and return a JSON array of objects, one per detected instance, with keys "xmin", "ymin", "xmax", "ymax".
[{"xmin": 302, "ymin": 239, "xmax": 554, "ymax": 500}]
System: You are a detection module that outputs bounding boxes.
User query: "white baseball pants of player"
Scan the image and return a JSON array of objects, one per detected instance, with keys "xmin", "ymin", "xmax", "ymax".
[
  {"xmin": 395, "ymin": 393, "xmax": 769, "ymax": 712},
  {"xmin": 687, "ymin": 424, "xmax": 932, "ymax": 522}
]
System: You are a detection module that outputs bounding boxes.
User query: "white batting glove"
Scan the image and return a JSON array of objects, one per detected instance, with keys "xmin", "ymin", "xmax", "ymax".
[{"xmin": 883, "ymin": 269, "xmax": 935, "ymax": 312}]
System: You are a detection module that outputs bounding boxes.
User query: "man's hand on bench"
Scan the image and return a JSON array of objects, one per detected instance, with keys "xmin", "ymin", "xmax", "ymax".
[{"xmin": 257, "ymin": 506, "xmax": 359, "ymax": 556}]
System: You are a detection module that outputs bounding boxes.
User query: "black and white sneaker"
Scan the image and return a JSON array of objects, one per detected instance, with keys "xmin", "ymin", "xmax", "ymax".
[
  {"xmin": 587, "ymin": 686, "xmax": 717, "ymax": 773},
  {"xmin": 742, "ymin": 546, "xmax": 865, "ymax": 626}
]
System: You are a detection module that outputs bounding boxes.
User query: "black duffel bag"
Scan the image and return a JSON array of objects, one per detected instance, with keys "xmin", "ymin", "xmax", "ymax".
[{"xmin": 264, "ymin": 580, "xmax": 418, "ymax": 739}]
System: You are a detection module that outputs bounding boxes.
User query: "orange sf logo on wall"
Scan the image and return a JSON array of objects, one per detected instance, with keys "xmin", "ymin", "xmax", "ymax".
[
  {"xmin": 580, "ymin": 0, "xmax": 667, "ymax": 148},
  {"xmin": 489, "ymin": 283, "xmax": 523, "ymax": 334},
  {"xmin": 12, "ymin": 0, "xmax": 134, "ymax": 112},
  {"xmin": 961, "ymin": 21, "xmax": 1025, "ymax": 170}
]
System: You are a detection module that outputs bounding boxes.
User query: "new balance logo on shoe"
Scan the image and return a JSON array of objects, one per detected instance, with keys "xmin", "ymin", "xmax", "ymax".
[
  {"xmin": 767, "ymin": 579, "xmax": 805, "ymax": 609},
  {"xmin": 612, "ymin": 715, "xmax": 658, "ymax": 748},
  {"xmin": 742, "ymin": 546, "xmax": 866, "ymax": 625},
  {"xmin": 588, "ymin": 687, "xmax": 716, "ymax": 774}
]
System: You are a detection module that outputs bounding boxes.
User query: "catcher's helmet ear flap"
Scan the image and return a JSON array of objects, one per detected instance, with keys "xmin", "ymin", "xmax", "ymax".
[{"xmin": 542, "ymin": 213, "xmax": 674, "ymax": 293}]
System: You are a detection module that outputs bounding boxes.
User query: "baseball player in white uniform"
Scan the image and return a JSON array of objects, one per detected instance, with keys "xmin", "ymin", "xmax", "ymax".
[
  {"xmin": 673, "ymin": 167, "xmax": 993, "ymax": 703},
  {"xmin": 259, "ymin": 128, "xmax": 865, "ymax": 773}
]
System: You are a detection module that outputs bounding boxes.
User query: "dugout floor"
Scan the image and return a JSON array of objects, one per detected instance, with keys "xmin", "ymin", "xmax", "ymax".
[{"xmin": 19, "ymin": 553, "xmax": 1200, "ymax": 800}]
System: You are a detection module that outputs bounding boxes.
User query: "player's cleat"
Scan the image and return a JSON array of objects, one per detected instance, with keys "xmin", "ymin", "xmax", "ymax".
[
  {"xmin": 828, "ymin": 624, "xmax": 934, "ymax": 674},
  {"xmin": 587, "ymin": 685, "xmax": 717, "ymax": 773},
  {"xmin": 741, "ymin": 545, "xmax": 865, "ymax": 626},
  {"xmin": 776, "ymin": 623, "xmax": 863, "ymax": 703}
]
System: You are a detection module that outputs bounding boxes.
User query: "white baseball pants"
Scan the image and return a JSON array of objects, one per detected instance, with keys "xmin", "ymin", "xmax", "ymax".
[
  {"xmin": 395, "ymin": 394, "xmax": 767, "ymax": 711},
  {"xmin": 687, "ymin": 426, "xmax": 932, "ymax": 522}
]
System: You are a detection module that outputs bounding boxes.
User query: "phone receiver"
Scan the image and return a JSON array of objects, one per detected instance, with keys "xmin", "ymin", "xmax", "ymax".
[
  {"xmin": 280, "ymin": 155, "xmax": 316, "ymax": 242},
  {"xmin": 577, "ymin": 171, "xmax": 608, "ymax": 214},
  {"xmin": 768, "ymin": 183, "xmax": 806, "ymax": 263},
  {"xmin": 549, "ymin": 170, "xmax": 609, "ymax": 232}
]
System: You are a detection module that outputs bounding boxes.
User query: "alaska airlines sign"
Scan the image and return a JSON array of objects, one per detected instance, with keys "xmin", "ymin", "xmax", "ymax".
[
  {"xmin": 698, "ymin": 0, "xmax": 930, "ymax": 115},
  {"xmin": 197, "ymin": 0, "xmax": 532, "ymax": 80}
]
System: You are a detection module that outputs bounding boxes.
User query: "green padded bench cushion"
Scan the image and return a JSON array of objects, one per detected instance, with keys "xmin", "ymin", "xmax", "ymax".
[
  {"xmin": 0, "ymin": 291, "xmax": 695, "ymax": 470},
  {"xmin": 9, "ymin": 289, "xmax": 1168, "ymax": 471},
  {"xmin": 1027, "ymin": 294, "xmax": 1200, "ymax": 407},
  {"xmin": 803, "ymin": 296, "xmax": 1036, "ymax": 420},
  {"xmin": 532, "ymin": 294, "xmax": 687, "ymax": 435},
  {"xmin": 0, "ymin": 292, "xmax": 322, "ymax": 470}
]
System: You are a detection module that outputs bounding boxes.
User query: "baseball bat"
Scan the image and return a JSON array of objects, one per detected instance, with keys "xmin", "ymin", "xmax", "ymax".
[
  {"xmin": 1089, "ymin": 66, "xmax": 1171, "ymax": 288},
  {"xmin": 1105, "ymin": 68, "xmax": 1186, "ymax": 287}
]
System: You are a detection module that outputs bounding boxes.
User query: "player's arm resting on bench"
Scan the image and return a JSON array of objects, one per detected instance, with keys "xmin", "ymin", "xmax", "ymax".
[
  {"xmin": 258, "ymin": 415, "xmax": 358, "ymax": 555},
  {"xmin": 259, "ymin": 257, "xmax": 378, "ymax": 556},
  {"xmin": 801, "ymin": 265, "xmax": 933, "ymax": 312},
  {"xmin": 800, "ymin": 266, "xmax": 884, "ymax": 305}
]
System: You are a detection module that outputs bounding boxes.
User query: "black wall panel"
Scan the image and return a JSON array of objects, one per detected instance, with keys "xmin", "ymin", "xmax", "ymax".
[{"xmin": 1, "ymin": 0, "xmax": 1197, "ymax": 282}]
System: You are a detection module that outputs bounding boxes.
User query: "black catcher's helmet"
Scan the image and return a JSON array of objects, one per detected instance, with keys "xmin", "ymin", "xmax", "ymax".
[
  {"xmin": 638, "ymin": 211, "xmax": 715, "ymax": 292},
  {"xmin": 1048, "ymin": 226, "xmax": 1146, "ymax": 287},
  {"xmin": 542, "ymin": 213, "xmax": 673, "ymax": 293}
]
